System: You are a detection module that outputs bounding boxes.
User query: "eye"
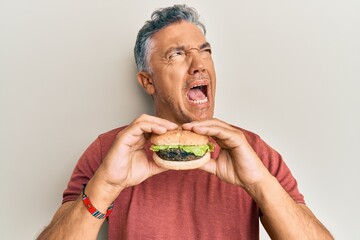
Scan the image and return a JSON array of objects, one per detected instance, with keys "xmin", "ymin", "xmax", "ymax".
[
  {"xmin": 200, "ymin": 48, "xmax": 212, "ymax": 57},
  {"xmin": 169, "ymin": 50, "xmax": 185, "ymax": 59}
]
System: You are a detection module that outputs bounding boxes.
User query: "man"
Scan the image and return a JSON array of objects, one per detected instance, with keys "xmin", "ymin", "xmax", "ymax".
[{"xmin": 38, "ymin": 5, "xmax": 333, "ymax": 239}]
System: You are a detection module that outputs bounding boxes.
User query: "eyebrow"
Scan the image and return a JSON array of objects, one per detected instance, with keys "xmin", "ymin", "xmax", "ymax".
[
  {"xmin": 199, "ymin": 42, "xmax": 211, "ymax": 50},
  {"xmin": 165, "ymin": 42, "xmax": 212, "ymax": 56}
]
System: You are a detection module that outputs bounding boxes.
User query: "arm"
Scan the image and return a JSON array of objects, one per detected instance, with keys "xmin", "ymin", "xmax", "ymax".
[
  {"xmin": 37, "ymin": 114, "xmax": 178, "ymax": 239},
  {"xmin": 37, "ymin": 198, "xmax": 104, "ymax": 240},
  {"xmin": 183, "ymin": 119, "xmax": 333, "ymax": 240},
  {"xmin": 261, "ymin": 202, "xmax": 332, "ymax": 240},
  {"xmin": 255, "ymin": 174, "xmax": 333, "ymax": 239},
  {"xmin": 37, "ymin": 177, "xmax": 120, "ymax": 240}
]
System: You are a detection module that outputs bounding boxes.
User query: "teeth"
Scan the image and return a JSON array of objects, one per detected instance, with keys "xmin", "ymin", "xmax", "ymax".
[
  {"xmin": 188, "ymin": 84, "xmax": 208, "ymax": 104},
  {"xmin": 190, "ymin": 97, "xmax": 208, "ymax": 104},
  {"xmin": 193, "ymin": 84, "xmax": 203, "ymax": 88}
]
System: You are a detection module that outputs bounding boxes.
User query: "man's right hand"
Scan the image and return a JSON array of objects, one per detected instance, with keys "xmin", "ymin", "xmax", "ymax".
[{"xmin": 85, "ymin": 114, "xmax": 178, "ymax": 210}]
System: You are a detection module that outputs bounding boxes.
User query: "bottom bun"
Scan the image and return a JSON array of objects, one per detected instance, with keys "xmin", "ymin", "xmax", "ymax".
[{"xmin": 152, "ymin": 152, "xmax": 210, "ymax": 170}]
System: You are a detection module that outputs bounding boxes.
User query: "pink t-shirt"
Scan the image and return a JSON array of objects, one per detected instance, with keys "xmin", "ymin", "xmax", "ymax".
[{"xmin": 63, "ymin": 126, "xmax": 304, "ymax": 239}]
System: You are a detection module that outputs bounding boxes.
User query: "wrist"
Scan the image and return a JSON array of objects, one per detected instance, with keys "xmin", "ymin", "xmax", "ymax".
[
  {"xmin": 82, "ymin": 184, "xmax": 114, "ymax": 219},
  {"xmin": 84, "ymin": 176, "xmax": 123, "ymax": 213},
  {"xmin": 245, "ymin": 173, "xmax": 295, "ymax": 214},
  {"xmin": 243, "ymin": 173, "xmax": 278, "ymax": 204}
]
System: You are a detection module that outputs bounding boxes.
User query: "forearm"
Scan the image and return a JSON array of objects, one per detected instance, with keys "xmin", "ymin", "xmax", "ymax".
[
  {"xmin": 37, "ymin": 197, "xmax": 102, "ymax": 240},
  {"xmin": 247, "ymin": 175, "xmax": 333, "ymax": 240},
  {"xmin": 37, "ymin": 197, "xmax": 105, "ymax": 240},
  {"xmin": 37, "ymin": 176, "xmax": 120, "ymax": 240}
]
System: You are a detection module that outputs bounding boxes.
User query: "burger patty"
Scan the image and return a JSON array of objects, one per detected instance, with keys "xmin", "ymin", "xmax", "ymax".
[{"xmin": 156, "ymin": 148, "xmax": 202, "ymax": 161}]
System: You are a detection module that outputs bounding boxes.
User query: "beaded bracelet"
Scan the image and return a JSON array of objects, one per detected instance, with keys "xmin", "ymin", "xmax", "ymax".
[{"xmin": 82, "ymin": 184, "xmax": 114, "ymax": 219}]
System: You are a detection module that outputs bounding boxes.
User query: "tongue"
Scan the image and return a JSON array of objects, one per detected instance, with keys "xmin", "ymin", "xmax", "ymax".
[{"xmin": 188, "ymin": 88, "xmax": 206, "ymax": 101}]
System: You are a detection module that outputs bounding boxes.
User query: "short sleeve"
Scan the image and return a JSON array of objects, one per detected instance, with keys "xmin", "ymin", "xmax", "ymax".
[
  {"xmin": 62, "ymin": 137, "xmax": 103, "ymax": 204},
  {"xmin": 242, "ymin": 129, "xmax": 305, "ymax": 204}
]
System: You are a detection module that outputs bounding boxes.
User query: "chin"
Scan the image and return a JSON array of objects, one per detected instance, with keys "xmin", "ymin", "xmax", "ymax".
[
  {"xmin": 189, "ymin": 108, "xmax": 214, "ymax": 121},
  {"xmin": 171, "ymin": 102, "xmax": 214, "ymax": 123},
  {"xmin": 178, "ymin": 114, "xmax": 212, "ymax": 124}
]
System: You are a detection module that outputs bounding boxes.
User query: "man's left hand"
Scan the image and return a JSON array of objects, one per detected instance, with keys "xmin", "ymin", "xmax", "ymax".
[{"xmin": 182, "ymin": 118, "xmax": 271, "ymax": 190}]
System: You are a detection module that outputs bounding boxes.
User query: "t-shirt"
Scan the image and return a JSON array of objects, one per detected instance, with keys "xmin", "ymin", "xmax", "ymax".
[{"xmin": 63, "ymin": 126, "xmax": 305, "ymax": 239}]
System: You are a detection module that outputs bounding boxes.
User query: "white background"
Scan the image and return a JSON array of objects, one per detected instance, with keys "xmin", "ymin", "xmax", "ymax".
[{"xmin": 1, "ymin": 0, "xmax": 359, "ymax": 239}]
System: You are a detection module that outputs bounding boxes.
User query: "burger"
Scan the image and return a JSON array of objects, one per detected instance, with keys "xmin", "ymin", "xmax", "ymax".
[{"xmin": 150, "ymin": 129, "xmax": 214, "ymax": 170}]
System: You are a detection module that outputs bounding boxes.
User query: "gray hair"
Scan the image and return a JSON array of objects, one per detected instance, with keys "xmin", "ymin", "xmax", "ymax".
[{"xmin": 134, "ymin": 5, "xmax": 206, "ymax": 73}]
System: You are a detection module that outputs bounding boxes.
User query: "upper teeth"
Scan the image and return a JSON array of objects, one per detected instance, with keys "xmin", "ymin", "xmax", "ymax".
[{"xmin": 192, "ymin": 84, "xmax": 204, "ymax": 89}]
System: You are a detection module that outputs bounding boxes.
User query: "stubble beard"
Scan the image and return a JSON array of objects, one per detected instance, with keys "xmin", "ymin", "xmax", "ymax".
[
  {"xmin": 155, "ymin": 90, "xmax": 193, "ymax": 124},
  {"xmin": 155, "ymin": 90, "xmax": 214, "ymax": 124}
]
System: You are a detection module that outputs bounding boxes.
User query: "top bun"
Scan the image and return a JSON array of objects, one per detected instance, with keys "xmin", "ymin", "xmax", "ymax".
[{"xmin": 151, "ymin": 129, "xmax": 208, "ymax": 146}]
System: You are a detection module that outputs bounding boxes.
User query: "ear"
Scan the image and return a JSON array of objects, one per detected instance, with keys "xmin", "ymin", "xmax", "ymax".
[{"xmin": 137, "ymin": 71, "xmax": 155, "ymax": 95}]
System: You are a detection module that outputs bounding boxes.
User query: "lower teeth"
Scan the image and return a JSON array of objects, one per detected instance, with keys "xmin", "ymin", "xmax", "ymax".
[{"xmin": 191, "ymin": 97, "xmax": 208, "ymax": 104}]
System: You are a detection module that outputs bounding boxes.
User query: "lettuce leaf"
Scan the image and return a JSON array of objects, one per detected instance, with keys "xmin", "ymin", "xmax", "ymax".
[{"xmin": 150, "ymin": 143, "xmax": 214, "ymax": 157}]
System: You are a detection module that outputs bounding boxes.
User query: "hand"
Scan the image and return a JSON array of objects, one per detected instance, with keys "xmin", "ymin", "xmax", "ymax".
[
  {"xmin": 182, "ymin": 118, "xmax": 270, "ymax": 189},
  {"xmin": 92, "ymin": 114, "xmax": 178, "ymax": 199}
]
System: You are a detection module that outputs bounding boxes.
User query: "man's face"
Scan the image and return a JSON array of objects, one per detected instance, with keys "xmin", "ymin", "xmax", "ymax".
[{"xmin": 142, "ymin": 21, "xmax": 216, "ymax": 124}]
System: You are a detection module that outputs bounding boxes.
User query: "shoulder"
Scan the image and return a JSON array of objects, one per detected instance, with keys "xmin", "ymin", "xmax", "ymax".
[
  {"xmin": 96, "ymin": 125, "xmax": 128, "ymax": 154},
  {"xmin": 231, "ymin": 124, "xmax": 304, "ymax": 202},
  {"xmin": 98, "ymin": 126, "xmax": 128, "ymax": 141},
  {"xmin": 230, "ymin": 125, "xmax": 262, "ymax": 147},
  {"xmin": 231, "ymin": 124, "xmax": 279, "ymax": 160}
]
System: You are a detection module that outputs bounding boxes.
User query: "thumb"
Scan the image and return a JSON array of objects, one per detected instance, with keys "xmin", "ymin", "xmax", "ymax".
[{"xmin": 199, "ymin": 158, "xmax": 217, "ymax": 175}]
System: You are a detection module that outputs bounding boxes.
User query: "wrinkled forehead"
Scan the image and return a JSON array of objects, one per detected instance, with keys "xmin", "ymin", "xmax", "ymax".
[{"xmin": 149, "ymin": 21, "xmax": 207, "ymax": 55}]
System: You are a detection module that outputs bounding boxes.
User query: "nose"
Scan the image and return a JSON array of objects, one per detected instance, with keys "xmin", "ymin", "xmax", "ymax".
[{"xmin": 188, "ymin": 51, "xmax": 205, "ymax": 75}]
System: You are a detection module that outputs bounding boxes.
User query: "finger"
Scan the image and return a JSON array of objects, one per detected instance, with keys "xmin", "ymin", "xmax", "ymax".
[
  {"xmin": 131, "ymin": 115, "xmax": 178, "ymax": 135},
  {"xmin": 182, "ymin": 118, "xmax": 234, "ymax": 131},
  {"xmin": 183, "ymin": 119, "xmax": 244, "ymax": 149},
  {"xmin": 193, "ymin": 125, "xmax": 245, "ymax": 150},
  {"xmin": 118, "ymin": 118, "xmax": 178, "ymax": 147},
  {"xmin": 132, "ymin": 114, "xmax": 179, "ymax": 132},
  {"xmin": 149, "ymin": 161, "xmax": 169, "ymax": 176}
]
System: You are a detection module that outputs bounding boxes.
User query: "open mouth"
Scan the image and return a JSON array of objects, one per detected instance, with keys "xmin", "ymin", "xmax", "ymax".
[{"xmin": 187, "ymin": 84, "xmax": 208, "ymax": 104}]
